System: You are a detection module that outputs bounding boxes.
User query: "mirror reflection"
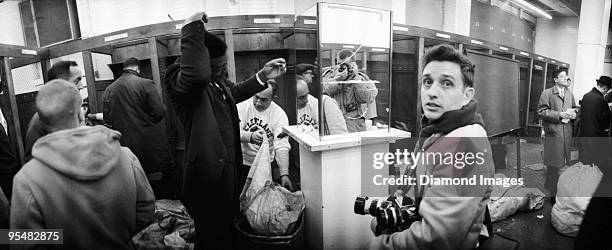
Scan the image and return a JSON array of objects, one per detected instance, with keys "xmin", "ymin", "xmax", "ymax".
[{"xmin": 317, "ymin": 3, "xmax": 391, "ymax": 136}]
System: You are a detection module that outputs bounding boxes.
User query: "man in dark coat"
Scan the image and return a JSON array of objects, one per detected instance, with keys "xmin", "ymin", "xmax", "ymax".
[
  {"xmin": 0, "ymin": 109, "xmax": 17, "ymax": 200},
  {"xmin": 102, "ymin": 57, "xmax": 171, "ymax": 177},
  {"xmin": 578, "ymin": 75, "xmax": 612, "ymax": 169},
  {"xmin": 164, "ymin": 12, "xmax": 286, "ymax": 249},
  {"xmin": 537, "ymin": 68, "xmax": 578, "ymax": 199}
]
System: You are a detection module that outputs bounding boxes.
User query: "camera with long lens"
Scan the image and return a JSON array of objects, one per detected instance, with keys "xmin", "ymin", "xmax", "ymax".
[{"xmin": 354, "ymin": 196, "xmax": 420, "ymax": 236}]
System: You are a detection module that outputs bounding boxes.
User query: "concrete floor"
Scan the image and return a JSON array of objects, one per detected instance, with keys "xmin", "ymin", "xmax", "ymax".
[{"xmin": 492, "ymin": 137, "xmax": 575, "ymax": 250}]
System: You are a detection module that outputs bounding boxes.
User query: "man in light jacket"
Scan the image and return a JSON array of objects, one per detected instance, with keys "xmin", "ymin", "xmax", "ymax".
[
  {"xmin": 369, "ymin": 44, "xmax": 494, "ymax": 250},
  {"xmin": 537, "ymin": 68, "xmax": 577, "ymax": 199}
]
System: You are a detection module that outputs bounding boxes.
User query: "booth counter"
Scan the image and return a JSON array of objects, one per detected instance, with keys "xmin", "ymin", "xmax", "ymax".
[{"xmin": 284, "ymin": 125, "xmax": 410, "ymax": 249}]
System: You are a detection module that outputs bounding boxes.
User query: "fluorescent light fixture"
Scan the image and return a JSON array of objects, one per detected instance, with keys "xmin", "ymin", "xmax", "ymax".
[
  {"xmin": 342, "ymin": 45, "xmax": 355, "ymax": 49},
  {"xmin": 372, "ymin": 48, "xmax": 386, "ymax": 52},
  {"xmin": 104, "ymin": 33, "xmax": 128, "ymax": 42},
  {"xmin": 253, "ymin": 18, "xmax": 281, "ymax": 24},
  {"xmin": 393, "ymin": 26, "xmax": 408, "ymax": 32},
  {"xmin": 304, "ymin": 19, "xmax": 316, "ymax": 25},
  {"xmin": 551, "ymin": 60, "xmax": 556, "ymax": 63},
  {"xmin": 21, "ymin": 49, "xmax": 37, "ymax": 55},
  {"xmin": 471, "ymin": 40, "xmax": 483, "ymax": 45},
  {"xmin": 537, "ymin": 56, "xmax": 544, "ymax": 60},
  {"xmin": 520, "ymin": 51, "xmax": 529, "ymax": 56},
  {"xmin": 499, "ymin": 46, "xmax": 508, "ymax": 51},
  {"xmin": 512, "ymin": 0, "xmax": 552, "ymax": 19},
  {"xmin": 436, "ymin": 33, "xmax": 451, "ymax": 39}
]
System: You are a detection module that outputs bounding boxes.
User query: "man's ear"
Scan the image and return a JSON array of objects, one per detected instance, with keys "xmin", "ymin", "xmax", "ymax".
[{"xmin": 463, "ymin": 87, "xmax": 475, "ymax": 105}]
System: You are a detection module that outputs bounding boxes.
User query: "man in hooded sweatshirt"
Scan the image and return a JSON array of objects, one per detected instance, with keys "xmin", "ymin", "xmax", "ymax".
[
  {"xmin": 369, "ymin": 44, "xmax": 494, "ymax": 249},
  {"xmin": 10, "ymin": 79, "xmax": 155, "ymax": 250}
]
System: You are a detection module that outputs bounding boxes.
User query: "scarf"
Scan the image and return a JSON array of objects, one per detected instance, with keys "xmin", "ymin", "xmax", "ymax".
[{"xmin": 418, "ymin": 99, "xmax": 484, "ymax": 144}]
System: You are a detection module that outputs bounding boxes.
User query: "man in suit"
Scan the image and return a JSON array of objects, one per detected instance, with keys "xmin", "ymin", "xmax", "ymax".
[
  {"xmin": 537, "ymin": 68, "xmax": 578, "ymax": 199},
  {"xmin": 578, "ymin": 76, "xmax": 612, "ymax": 169},
  {"xmin": 102, "ymin": 57, "xmax": 172, "ymax": 197},
  {"xmin": 164, "ymin": 12, "xmax": 286, "ymax": 249}
]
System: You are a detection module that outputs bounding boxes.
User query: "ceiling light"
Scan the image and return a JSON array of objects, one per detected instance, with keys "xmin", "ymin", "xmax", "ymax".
[{"xmin": 512, "ymin": 0, "xmax": 553, "ymax": 19}]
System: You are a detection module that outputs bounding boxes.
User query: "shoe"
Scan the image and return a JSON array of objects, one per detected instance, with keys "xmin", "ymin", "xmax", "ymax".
[{"xmin": 551, "ymin": 197, "xmax": 556, "ymax": 205}]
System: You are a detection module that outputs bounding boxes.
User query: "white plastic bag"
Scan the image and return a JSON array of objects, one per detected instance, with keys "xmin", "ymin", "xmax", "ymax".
[
  {"xmin": 239, "ymin": 139, "xmax": 305, "ymax": 236},
  {"xmin": 551, "ymin": 162, "xmax": 602, "ymax": 236}
]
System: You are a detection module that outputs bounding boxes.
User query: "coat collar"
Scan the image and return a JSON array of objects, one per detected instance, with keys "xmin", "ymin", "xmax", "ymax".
[
  {"xmin": 121, "ymin": 69, "xmax": 140, "ymax": 77},
  {"xmin": 590, "ymin": 87, "xmax": 604, "ymax": 97},
  {"xmin": 552, "ymin": 85, "xmax": 569, "ymax": 99}
]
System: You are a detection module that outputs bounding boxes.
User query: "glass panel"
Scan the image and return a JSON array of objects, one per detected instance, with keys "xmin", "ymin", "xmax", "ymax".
[
  {"xmin": 91, "ymin": 53, "xmax": 114, "ymax": 81},
  {"xmin": 294, "ymin": 4, "xmax": 320, "ymax": 136},
  {"xmin": 0, "ymin": 1, "xmax": 27, "ymax": 46},
  {"xmin": 11, "ymin": 63, "xmax": 43, "ymax": 95},
  {"xmin": 318, "ymin": 3, "xmax": 391, "ymax": 137}
]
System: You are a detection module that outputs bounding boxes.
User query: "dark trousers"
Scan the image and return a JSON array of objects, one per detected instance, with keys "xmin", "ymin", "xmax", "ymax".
[
  {"xmin": 189, "ymin": 162, "xmax": 239, "ymax": 250},
  {"xmin": 544, "ymin": 166, "xmax": 561, "ymax": 197}
]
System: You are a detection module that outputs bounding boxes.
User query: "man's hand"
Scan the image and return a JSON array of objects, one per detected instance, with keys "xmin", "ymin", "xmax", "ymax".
[
  {"xmin": 250, "ymin": 130, "xmax": 265, "ymax": 145},
  {"xmin": 280, "ymin": 175, "xmax": 293, "ymax": 191},
  {"xmin": 567, "ymin": 109, "xmax": 577, "ymax": 119},
  {"xmin": 183, "ymin": 11, "xmax": 208, "ymax": 26},
  {"xmin": 559, "ymin": 111, "xmax": 570, "ymax": 119},
  {"xmin": 334, "ymin": 66, "xmax": 348, "ymax": 81},
  {"xmin": 260, "ymin": 58, "xmax": 287, "ymax": 80},
  {"xmin": 370, "ymin": 218, "xmax": 378, "ymax": 235}
]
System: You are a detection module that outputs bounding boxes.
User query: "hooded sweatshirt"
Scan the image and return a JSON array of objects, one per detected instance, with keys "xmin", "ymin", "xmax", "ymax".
[
  {"xmin": 11, "ymin": 125, "xmax": 155, "ymax": 250},
  {"xmin": 370, "ymin": 100, "xmax": 494, "ymax": 250}
]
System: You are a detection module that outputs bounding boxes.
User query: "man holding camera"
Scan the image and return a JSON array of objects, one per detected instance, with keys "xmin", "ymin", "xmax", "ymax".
[
  {"xmin": 164, "ymin": 12, "xmax": 287, "ymax": 249},
  {"xmin": 369, "ymin": 44, "xmax": 494, "ymax": 249},
  {"xmin": 322, "ymin": 49, "xmax": 377, "ymax": 132}
]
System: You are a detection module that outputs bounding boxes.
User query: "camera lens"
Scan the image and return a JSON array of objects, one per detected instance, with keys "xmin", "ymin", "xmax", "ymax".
[{"xmin": 354, "ymin": 196, "xmax": 368, "ymax": 215}]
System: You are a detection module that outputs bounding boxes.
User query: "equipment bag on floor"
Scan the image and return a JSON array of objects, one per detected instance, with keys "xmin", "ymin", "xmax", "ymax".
[
  {"xmin": 488, "ymin": 174, "xmax": 545, "ymax": 222},
  {"xmin": 239, "ymin": 139, "xmax": 305, "ymax": 236},
  {"xmin": 551, "ymin": 162, "xmax": 602, "ymax": 236},
  {"xmin": 132, "ymin": 199, "xmax": 195, "ymax": 249}
]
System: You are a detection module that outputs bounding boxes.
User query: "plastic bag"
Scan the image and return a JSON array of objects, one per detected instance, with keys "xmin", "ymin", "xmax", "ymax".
[
  {"xmin": 487, "ymin": 174, "xmax": 545, "ymax": 222},
  {"xmin": 551, "ymin": 162, "xmax": 602, "ymax": 236},
  {"xmin": 239, "ymin": 139, "xmax": 305, "ymax": 236}
]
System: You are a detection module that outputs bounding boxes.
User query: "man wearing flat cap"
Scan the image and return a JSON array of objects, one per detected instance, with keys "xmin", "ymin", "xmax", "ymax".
[
  {"xmin": 164, "ymin": 12, "xmax": 286, "ymax": 249},
  {"xmin": 578, "ymin": 75, "xmax": 612, "ymax": 169}
]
